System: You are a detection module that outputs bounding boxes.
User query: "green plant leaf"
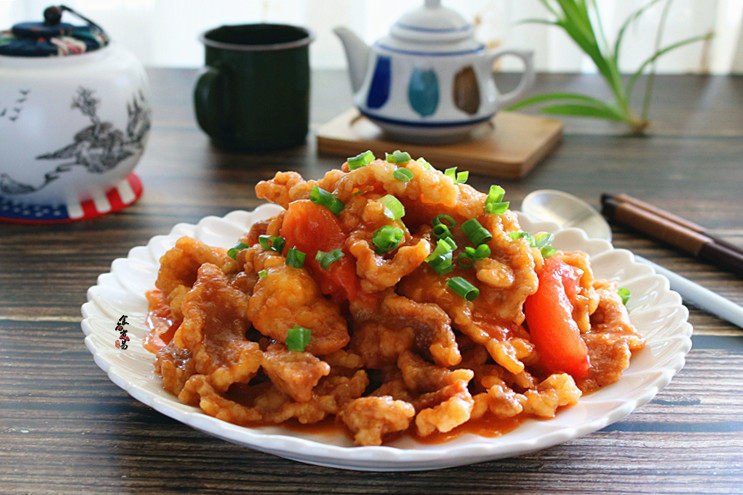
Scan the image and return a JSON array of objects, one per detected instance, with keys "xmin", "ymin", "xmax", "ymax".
[
  {"xmin": 540, "ymin": 103, "xmax": 625, "ymax": 121},
  {"xmin": 506, "ymin": 92, "xmax": 610, "ymax": 111},
  {"xmin": 626, "ymin": 32, "xmax": 713, "ymax": 97},
  {"xmin": 516, "ymin": 18, "xmax": 559, "ymax": 27},
  {"xmin": 613, "ymin": 0, "xmax": 663, "ymax": 61}
]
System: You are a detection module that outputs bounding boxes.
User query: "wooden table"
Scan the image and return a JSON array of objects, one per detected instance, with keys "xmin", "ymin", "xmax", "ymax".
[{"xmin": 2, "ymin": 69, "xmax": 742, "ymax": 494}]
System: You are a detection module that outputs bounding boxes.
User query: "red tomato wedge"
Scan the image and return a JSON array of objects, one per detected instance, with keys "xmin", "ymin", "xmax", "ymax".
[
  {"xmin": 280, "ymin": 199, "xmax": 361, "ymax": 303},
  {"xmin": 143, "ymin": 289, "xmax": 179, "ymax": 354},
  {"xmin": 524, "ymin": 257, "xmax": 590, "ymax": 378}
]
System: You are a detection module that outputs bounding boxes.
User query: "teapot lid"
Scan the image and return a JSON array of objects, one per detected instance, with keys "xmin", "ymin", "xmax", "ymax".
[
  {"xmin": 383, "ymin": 0, "xmax": 483, "ymax": 54},
  {"xmin": 0, "ymin": 5, "xmax": 109, "ymax": 57}
]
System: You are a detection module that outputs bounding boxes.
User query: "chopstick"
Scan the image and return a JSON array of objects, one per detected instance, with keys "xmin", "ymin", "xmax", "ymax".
[
  {"xmin": 604, "ymin": 193, "xmax": 743, "ymax": 254},
  {"xmin": 601, "ymin": 194, "xmax": 743, "ymax": 277}
]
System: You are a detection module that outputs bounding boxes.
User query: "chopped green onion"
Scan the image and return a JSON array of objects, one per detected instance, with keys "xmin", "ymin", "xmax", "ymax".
[
  {"xmin": 393, "ymin": 167, "xmax": 414, "ymax": 182},
  {"xmin": 534, "ymin": 232, "xmax": 554, "ymax": 248},
  {"xmin": 379, "ymin": 194, "xmax": 405, "ymax": 221},
  {"xmin": 540, "ymin": 246, "xmax": 556, "ymax": 258},
  {"xmin": 474, "ymin": 244, "xmax": 491, "ymax": 259},
  {"xmin": 227, "ymin": 242, "xmax": 249, "ymax": 259},
  {"xmin": 462, "ymin": 218, "xmax": 492, "ymax": 246},
  {"xmin": 347, "ymin": 150, "xmax": 375, "ymax": 170},
  {"xmin": 432, "ymin": 223, "xmax": 451, "ymax": 239},
  {"xmin": 385, "ymin": 150, "xmax": 411, "ymax": 164},
  {"xmin": 286, "ymin": 325, "xmax": 311, "ymax": 352},
  {"xmin": 393, "ymin": 150, "xmax": 411, "ymax": 164},
  {"xmin": 373, "ymin": 225, "xmax": 404, "ymax": 254},
  {"xmin": 457, "ymin": 252, "xmax": 474, "ymax": 268},
  {"xmin": 486, "ymin": 201, "xmax": 510, "ymax": 215},
  {"xmin": 508, "ymin": 231, "xmax": 531, "ymax": 240},
  {"xmin": 618, "ymin": 287, "xmax": 631, "ymax": 305},
  {"xmin": 309, "ymin": 186, "xmax": 345, "ymax": 215},
  {"xmin": 315, "ymin": 248, "xmax": 345, "ymax": 270},
  {"xmin": 457, "ymin": 243, "xmax": 490, "ymax": 268},
  {"xmin": 443, "ymin": 166, "xmax": 468, "ymax": 184},
  {"xmin": 485, "ymin": 185, "xmax": 509, "ymax": 214},
  {"xmin": 426, "ymin": 239, "xmax": 454, "ymax": 274},
  {"xmin": 441, "ymin": 236, "xmax": 457, "ymax": 251},
  {"xmin": 285, "ymin": 247, "xmax": 306, "ymax": 268},
  {"xmin": 258, "ymin": 269, "xmax": 268, "ymax": 279},
  {"xmin": 433, "ymin": 214, "xmax": 456, "ymax": 228},
  {"xmin": 418, "ymin": 157, "xmax": 434, "ymax": 170},
  {"xmin": 258, "ymin": 235, "xmax": 285, "ymax": 253},
  {"xmin": 447, "ymin": 277, "xmax": 479, "ymax": 301}
]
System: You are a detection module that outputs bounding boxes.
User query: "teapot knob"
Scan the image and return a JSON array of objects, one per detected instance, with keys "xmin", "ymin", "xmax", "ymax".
[{"xmin": 43, "ymin": 5, "xmax": 62, "ymax": 25}]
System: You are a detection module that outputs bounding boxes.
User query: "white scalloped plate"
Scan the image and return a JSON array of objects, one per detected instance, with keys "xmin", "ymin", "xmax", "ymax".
[{"xmin": 81, "ymin": 205, "xmax": 692, "ymax": 471}]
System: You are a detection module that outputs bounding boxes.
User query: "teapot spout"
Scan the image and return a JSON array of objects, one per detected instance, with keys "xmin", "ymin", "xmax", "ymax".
[{"xmin": 333, "ymin": 27, "xmax": 370, "ymax": 93}]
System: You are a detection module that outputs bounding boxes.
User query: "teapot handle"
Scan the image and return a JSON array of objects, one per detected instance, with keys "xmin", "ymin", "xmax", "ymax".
[{"xmin": 490, "ymin": 49, "xmax": 535, "ymax": 110}]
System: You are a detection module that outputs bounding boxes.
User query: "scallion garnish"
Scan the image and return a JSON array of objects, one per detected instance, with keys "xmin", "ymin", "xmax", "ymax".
[
  {"xmin": 347, "ymin": 150, "xmax": 375, "ymax": 170},
  {"xmin": 509, "ymin": 231, "xmax": 556, "ymax": 258},
  {"xmin": 258, "ymin": 235, "xmax": 285, "ymax": 253},
  {"xmin": 618, "ymin": 287, "xmax": 631, "ymax": 305},
  {"xmin": 475, "ymin": 243, "xmax": 491, "ymax": 259},
  {"xmin": 418, "ymin": 157, "xmax": 434, "ymax": 170},
  {"xmin": 285, "ymin": 247, "xmax": 306, "ymax": 268},
  {"xmin": 433, "ymin": 214, "xmax": 456, "ymax": 228},
  {"xmin": 462, "ymin": 218, "xmax": 492, "ymax": 246},
  {"xmin": 286, "ymin": 325, "xmax": 311, "ymax": 352},
  {"xmin": 533, "ymin": 232, "xmax": 554, "ymax": 248},
  {"xmin": 385, "ymin": 150, "xmax": 411, "ymax": 164},
  {"xmin": 258, "ymin": 269, "xmax": 268, "ymax": 279},
  {"xmin": 541, "ymin": 246, "xmax": 556, "ymax": 258},
  {"xmin": 379, "ymin": 194, "xmax": 405, "ymax": 221},
  {"xmin": 447, "ymin": 277, "xmax": 479, "ymax": 301},
  {"xmin": 442, "ymin": 236, "xmax": 457, "ymax": 251},
  {"xmin": 425, "ymin": 239, "xmax": 455, "ymax": 274},
  {"xmin": 227, "ymin": 242, "xmax": 249, "ymax": 259},
  {"xmin": 457, "ymin": 243, "xmax": 491, "ymax": 268},
  {"xmin": 457, "ymin": 252, "xmax": 474, "ymax": 268},
  {"xmin": 485, "ymin": 185, "xmax": 509, "ymax": 215},
  {"xmin": 457, "ymin": 171, "xmax": 468, "ymax": 183},
  {"xmin": 315, "ymin": 248, "xmax": 345, "ymax": 270},
  {"xmin": 309, "ymin": 186, "xmax": 345, "ymax": 215},
  {"xmin": 372, "ymin": 225, "xmax": 404, "ymax": 254},
  {"xmin": 432, "ymin": 223, "xmax": 451, "ymax": 239},
  {"xmin": 393, "ymin": 167, "xmax": 414, "ymax": 182},
  {"xmin": 444, "ymin": 167, "xmax": 457, "ymax": 180}
]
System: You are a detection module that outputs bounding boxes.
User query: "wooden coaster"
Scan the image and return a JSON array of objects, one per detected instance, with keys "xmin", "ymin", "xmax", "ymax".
[{"xmin": 316, "ymin": 109, "xmax": 563, "ymax": 179}]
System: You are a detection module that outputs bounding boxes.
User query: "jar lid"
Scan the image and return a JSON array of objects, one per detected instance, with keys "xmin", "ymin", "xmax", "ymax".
[{"xmin": 0, "ymin": 6, "xmax": 109, "ymax": 57}]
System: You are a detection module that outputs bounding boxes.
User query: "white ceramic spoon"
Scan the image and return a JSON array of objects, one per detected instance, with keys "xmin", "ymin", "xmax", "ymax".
[{"xmin": 521, "ymin": 189, "xmax": 743, "ymax": 330}]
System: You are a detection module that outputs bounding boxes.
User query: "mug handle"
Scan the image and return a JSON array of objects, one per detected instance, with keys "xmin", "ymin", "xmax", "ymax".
[
  {"xmin": 490, "ymin": 49, "xmax": 535, "ymax": 109},
  {"xmin": 194, "ymin": 65, "xmax": 229, "ymax": 137}
]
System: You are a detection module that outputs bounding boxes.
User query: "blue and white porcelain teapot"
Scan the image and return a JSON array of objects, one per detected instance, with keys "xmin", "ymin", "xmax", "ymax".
[{"xmin": 335, "ymin": 0, "xmax": 534, "ymax": 143}]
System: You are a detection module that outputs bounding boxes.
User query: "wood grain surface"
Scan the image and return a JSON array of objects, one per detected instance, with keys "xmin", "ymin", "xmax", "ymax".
[
  {"xmin": 1, "ymin": 69, "xmax": 742, "ymax": 494},
  {"xmin": 316, "ymin": 108, "xmax": 563, "ymax": 178}
]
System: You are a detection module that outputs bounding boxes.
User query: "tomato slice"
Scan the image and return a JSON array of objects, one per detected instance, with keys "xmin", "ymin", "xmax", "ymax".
[
  {"xmin": 524, "ymin": 257, "xmax": 590, "ymax": 378},
  {"xmin": 280, "ymin": 199, "xmax": 361, "ymax": 302},
  {"xmin": 143, "ymin": 289, "xmax": 178, "ymax": 354}
]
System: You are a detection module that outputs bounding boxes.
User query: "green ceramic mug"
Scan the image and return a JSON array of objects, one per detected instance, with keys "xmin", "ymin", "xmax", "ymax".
[{"xmin": 195, "ymin": 24, "xmax": 314, "ymax": 151}]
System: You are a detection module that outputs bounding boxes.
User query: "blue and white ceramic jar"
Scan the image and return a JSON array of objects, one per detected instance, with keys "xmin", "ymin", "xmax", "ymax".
[
  {"xmin": 335, "ymin": 0, "xmax": 534, "ymax": 143},
  {"xmin": 0, "ymin": 7, "xmax": 150, "ymax": 222}
]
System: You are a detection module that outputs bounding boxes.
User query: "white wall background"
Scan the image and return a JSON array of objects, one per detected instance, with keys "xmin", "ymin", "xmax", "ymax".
[{"xmin": 2, "ymin": 0, "xmax": 742, "ymax": 73}]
